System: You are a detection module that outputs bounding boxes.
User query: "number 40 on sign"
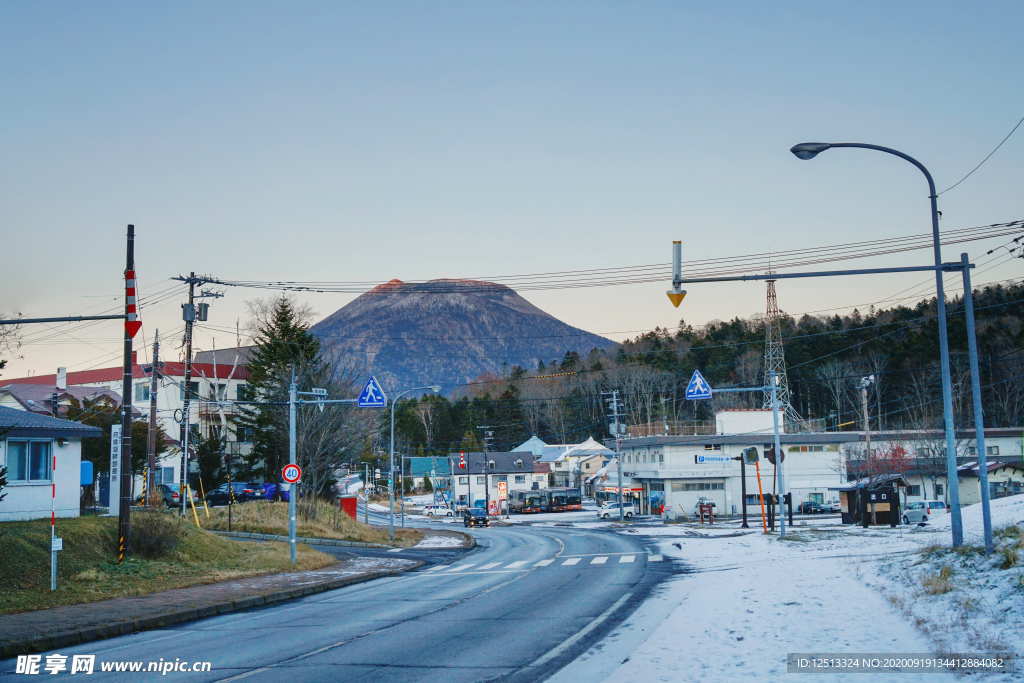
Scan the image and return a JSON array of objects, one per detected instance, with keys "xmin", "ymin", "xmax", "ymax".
[{"xmin": 282, "ymin": 464, "xmax": 302, "ymax": 484}]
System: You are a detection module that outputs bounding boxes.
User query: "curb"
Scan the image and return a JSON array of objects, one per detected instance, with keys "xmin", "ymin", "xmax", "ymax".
[
  {"xmin": 1, "ymin": 561, "xmax": 423, "ymax": 659},
  {"xmin": 211, "ymin": 530, "xmax": 396, "ymax": 548}
]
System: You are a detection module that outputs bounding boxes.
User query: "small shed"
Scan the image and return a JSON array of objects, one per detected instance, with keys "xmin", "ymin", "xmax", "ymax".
[
  {"xmin": 832, "ymin": 474, "xmax": 907, "ymax": 526},
  {"xmin": 0, "ymin": 406, "xmax": 102, "ymax": 521}
]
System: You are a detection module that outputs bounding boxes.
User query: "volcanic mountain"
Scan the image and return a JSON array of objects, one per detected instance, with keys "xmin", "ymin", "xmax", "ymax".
[{"xmin": 310, "ymin": 279, "xmax": 615, "ymax": 391}]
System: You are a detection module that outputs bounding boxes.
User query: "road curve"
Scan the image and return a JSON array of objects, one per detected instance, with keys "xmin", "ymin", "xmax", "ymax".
[{"xmin": 0, "ymin": 525, "xmax": 673, "ymax": 682}]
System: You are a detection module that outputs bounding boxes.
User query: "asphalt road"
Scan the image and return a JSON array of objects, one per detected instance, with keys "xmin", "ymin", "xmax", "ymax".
[{"xmin": 1, "ymin": 524, "xmax": 674, "ymax": 682}]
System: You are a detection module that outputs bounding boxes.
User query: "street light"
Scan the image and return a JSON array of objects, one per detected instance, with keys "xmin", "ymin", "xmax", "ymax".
[
  {"xmin": 790, "ymin": 141, "xmax": 964, "ymax": 546},
  {"xmin": 390, "ymin": 384, "xmax": 442, "ymax": 541}
]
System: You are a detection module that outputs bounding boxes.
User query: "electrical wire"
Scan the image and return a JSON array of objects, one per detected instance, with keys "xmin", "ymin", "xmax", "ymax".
[{"xmin": 937, "ymin": 111, "xmax": 1024, "ymax": 196}]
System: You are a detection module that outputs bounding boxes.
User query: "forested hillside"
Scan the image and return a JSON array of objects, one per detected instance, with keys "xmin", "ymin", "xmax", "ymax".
[{"xmin": 388, "ymin": 281, "xmax": 1024, "ymax": 455}]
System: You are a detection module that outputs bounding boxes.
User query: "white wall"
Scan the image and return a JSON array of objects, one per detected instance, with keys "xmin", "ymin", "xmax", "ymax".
[{"xmin": 0, "ymin": 437, "xmax": 83, "ymax": 522}]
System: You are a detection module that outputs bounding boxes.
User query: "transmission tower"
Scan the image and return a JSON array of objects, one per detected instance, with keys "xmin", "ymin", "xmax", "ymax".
[{"xmin": 763, "ymin": 278, "xmax": 802, "ymax": 428}]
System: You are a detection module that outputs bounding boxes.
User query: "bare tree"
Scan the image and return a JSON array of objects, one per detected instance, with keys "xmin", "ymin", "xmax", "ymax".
[
  {"xmin": 0, "ymin": 313, "xmax": 22, "ymax": 376},
  {"xmin": 815, "ymin": 360, "xmax": 853, "ymax": 424}
]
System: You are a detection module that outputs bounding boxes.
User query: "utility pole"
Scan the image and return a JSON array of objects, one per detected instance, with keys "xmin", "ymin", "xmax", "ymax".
[
  {"xmin": 179, "ymin": 273, "xmax": 197, "ymax": 518},
  {"xmin": 478, "ymin": 427, "xmax": 493, "ymax": 513},
  {"xmin": 860, "ymin": 375, "xmax": 875, "ymax": 468},
  {"xmin": 288, "ymin": 367, "xmax": 297, "ymax": 564},
  {"xmin": 118, "ymin": 225, "xmax": 136, "ymax": 563},
  {"xmin": 770, "ymin": 370, "xmax": 786, "ymax": 538},
  {"xmin": 146, "ymin": 330, "xmax": 161, "ymax": 505},
  {"xmin": 604, "ymin": 391, "xmax": 625, "ymax": 522}
]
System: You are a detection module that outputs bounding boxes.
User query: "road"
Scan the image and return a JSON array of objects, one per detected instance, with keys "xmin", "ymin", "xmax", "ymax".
[{"xmin": 1, "ymin": 524, "xmax": 674, "ymax": 682}]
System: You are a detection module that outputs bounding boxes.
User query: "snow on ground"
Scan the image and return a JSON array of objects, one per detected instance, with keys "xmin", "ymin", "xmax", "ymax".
[
  {"xmin": 368, "ymin": 503, "xmax": 391, "ymax": 512},
  {"xmin": 575, "ymin": 495, "xmax": 1024, "ymax": 681},
  {"xmin": 413, "ymin": 534, "xmax": 466, "ymax": 548}
]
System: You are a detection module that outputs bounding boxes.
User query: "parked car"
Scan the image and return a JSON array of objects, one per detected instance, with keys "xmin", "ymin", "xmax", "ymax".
[
  {"xmin": 423, "ymin": 504, "xmax": 453, "ymax": 517},
  {"xmin": 693, "ymin": 497, "xmax": 718, "ymax": 516},
  {"xmin": 137, "ymin": 483, "xmax": 196, "ymax": 507},
  {"xmin": 204, "ymin": 482, "xmax": 262, "ymax": 506},
  {"xmin": 903, "ymin": 500, "xmax": 948, "ymax": 524},
  {"xmin": 799, "ymin": 501, "xmax": 827, "ymax": 515},
  {"xmin": 598, "ymin": 502, "xmax": 635, "ymax": 519},
  {"xmin": 262, "ymin": 483, "xmax": 291, "ymax": 502},
  {"xmin": 826, "ymin": 500, "xmax": 841, "ymax": 513},
  {"xmin": 463, "ymin": 507, "xmax": 489, "ymax": 528}
]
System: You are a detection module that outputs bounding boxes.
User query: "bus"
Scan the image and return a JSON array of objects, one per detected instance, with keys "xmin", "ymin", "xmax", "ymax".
[
  {"xmin": 547, "ymin": 487, "xmax": 582, "ymax": 512},
  {"xmin": 509, "ymin": 490, "xmax": 544, "ymax": 514}
]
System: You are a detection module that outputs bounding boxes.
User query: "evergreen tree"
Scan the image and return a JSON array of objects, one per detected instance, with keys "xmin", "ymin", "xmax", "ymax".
[{"xmin": 194, "ymin": 430, "xmax": 227, "ymax": 491}]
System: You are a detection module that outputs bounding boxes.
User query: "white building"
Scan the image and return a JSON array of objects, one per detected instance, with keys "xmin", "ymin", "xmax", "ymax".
[
  {"xmin": 445, "ymin": 452, "xmax": 542, "ymax": 510},
  {"xmin": 0, "ymin": 406, "xmax": 101, "ymax": 521}
]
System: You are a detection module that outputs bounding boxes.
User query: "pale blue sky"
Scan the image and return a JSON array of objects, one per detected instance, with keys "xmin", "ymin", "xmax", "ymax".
[{"xmin": 2, "ymin": 2, "xmax": 1023, "ymax": 378}]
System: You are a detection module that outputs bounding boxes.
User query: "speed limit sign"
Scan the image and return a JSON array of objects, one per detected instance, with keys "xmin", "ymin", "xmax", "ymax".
[{"xmin": 282, "ymin": 464, "xmax": 302, "ymax": 483}]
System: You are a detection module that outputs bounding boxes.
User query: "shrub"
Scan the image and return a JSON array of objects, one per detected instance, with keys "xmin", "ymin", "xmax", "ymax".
[
  {"xmin": 129, "ymin": 511, "xmax": 187, "ymax": 559},
  {"xmin": 922, "ymin": 565, "xmax": 954, "ymax": 594},
  {"xmin": 1000, "ymin": 546, "xmax": 1019, "ymax": 570}
]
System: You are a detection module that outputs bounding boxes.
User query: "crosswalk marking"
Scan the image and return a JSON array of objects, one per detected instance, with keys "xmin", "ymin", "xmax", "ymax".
[
  {"xmin": 534, "ymin": 559, "xmax": 554, "ymax": 567},
  {"xmin": 648, "ymin": 554, "xmax": 663, "ymax": 562},
  {"xmin": 478, "ymin": 562, "xmax": 501, "ymax": 570},
  {"xmin": 387, "ymin": 548, "xmax": 403, "ymax": 553},
  {"xmin": 619, "ymin": 555, "xmax": 635, "ymax": 563},
  {"xmin": 426, "ymin": 565, "xmax": 445, "ymax": 571},
  {"xmin": 562, "ymin": 558, "xmax": 580, "ymax": 566},
  {"xmin": 591, "ymin": 556, "xmax": 608, "ymax": 564},
  {"xmin": 505, "ymin": 561, "xmax": 528, "ymax": 569},
  {"xmin": 448, "ymin": 564, "xmax": 475, "ymax": 572}
]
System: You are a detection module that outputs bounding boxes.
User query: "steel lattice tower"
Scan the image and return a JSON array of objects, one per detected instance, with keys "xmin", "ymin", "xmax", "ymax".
[{"xmin": 763, "ymin": 278, "xmax": 802, "ymax": 427}]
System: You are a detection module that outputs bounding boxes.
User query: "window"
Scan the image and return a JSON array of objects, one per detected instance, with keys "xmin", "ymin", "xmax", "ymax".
[
  {"xmin": 6, "ymin": 440, "xmax": 52, "ymax": 482},
  {"xmin": 987, "ymin": 445, "xmax": 1000, "ymax": 456},
  {"xmin": 649, "ymin": 483, "xmax": 664, "ymax": 492},
  {"xmin": 180, "ymin": 381, "xmax": 200, "ymax": 400},
  {"xmin": 534, "ymin": 475, "xmax": 546, "ymax": 482},
  {"xmin": 968, "ymin": 446, "xmax": 977, "ymax": 456},
  {"xmin": 658, "ymin": 453, "xmax": 664, "ymax": 463},
  {"xmin": 585, "ymin": 463, "xmax": 591, "ymax": 470},
  {"xmin": 494, "ymin": 475, "xmax": 507, "ymax": 483},
  {"xmin": 159, "ymin": 467, "xmax": 175, "ymax": 484},
  {"xmin": 236, "ymin": 383, "xmax": 251, "ymax": 401},
  {"xmin": 906, "ymin": 485, "xmax": 921, "ymax": 497},
  {"xmin": 514, "ymin": 475, "xmax": 526, "ymax": 484},
  {"xmin": 476, "ymin": 476, "xmax": 484, "ymax": 485},
  {"xmin": 935, "ymin": 484, "xmax": 944, "ymax": 495},
  {"xmin": 458, "ymin": 476, "xmax": 468, "ymax": 485},
  {"xmin": 239, "ymin": 427, "xmax": 255, "ymax": 444},
  {"xmin": 134, "ymin": 383, "xmax": 150, "ymax": 403},
  {"xmin": 703, "ymin": 444, "xmax": 721, "ymax": 451}
]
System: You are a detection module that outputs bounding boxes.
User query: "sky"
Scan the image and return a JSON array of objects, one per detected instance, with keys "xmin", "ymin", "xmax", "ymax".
[{"xmin": 2, "ymin": 2, "xmax": 1023, "ymax": 381}]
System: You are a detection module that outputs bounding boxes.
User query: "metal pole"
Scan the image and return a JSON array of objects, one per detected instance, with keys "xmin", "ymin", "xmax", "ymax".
[
  {"xmin": 771, "ymin": 371, "xmax": 785, "ymax": 538},
  {"xmin": 289, "ymin": 368, "xmax": 297, "ymax": 564},
  {"xmin": 364, "ymin": 463, "xmax": 369, "ymax": 524},
  {"xmin": 401, "ymin": 455, "xmax": 405, "ymax": 528},
  {"xmin": 146, "ymin": 330, "xmax": 160, "ymax": 505},
  {"xmin": 118, "ymin": 225, "xmax": 135, "ymax": 563},
  {"xmin": 389, "ymin": 393, "xmax": 396, "ymax": 541},
  {"xmin": 180, "ymin": 273, "xmax": 196, "ymax": 520},
  {"xmin": 614, "ymin": 392, "xmax": 624, "ymax": 522},
  {"xmin": 738, "ymin": 455, "xmax": 749, "ymax": 528},
  {"xmin": 961, "ymin": 253, "xmax": 994, "ymax": 555},
  {"xmin": 862, "ymin": 384, "xmax": 871, "ymax": 462},
  {"xmin": 51, "ymin": 443, "xmax": 57, "ymax": 590}
]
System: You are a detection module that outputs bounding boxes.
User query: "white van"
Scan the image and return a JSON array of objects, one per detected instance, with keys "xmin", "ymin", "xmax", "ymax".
[{"xmin": 903, "ymin": 500, "xmax": 947, "ymax": 524}]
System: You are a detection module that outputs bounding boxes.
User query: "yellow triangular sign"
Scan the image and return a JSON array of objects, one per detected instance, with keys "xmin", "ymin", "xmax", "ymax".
[{"xmin": 666, "ymin": 290, "xmax": 687, "ymax": 308}]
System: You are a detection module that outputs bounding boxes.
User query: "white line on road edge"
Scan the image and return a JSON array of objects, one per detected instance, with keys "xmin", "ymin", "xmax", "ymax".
[
  {"xmin": 527, "ymin": 592, "xmax": 633, "ymax": 670},
  {"xmin": 619, "ymin": 555, "xmax": 635, "ymax": 563}
]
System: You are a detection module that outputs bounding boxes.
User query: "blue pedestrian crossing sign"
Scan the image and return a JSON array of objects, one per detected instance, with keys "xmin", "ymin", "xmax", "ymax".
[
  {"xmin": 685, "ymin": 370, "xmax": 713, "ymax": 400},
  {"xmin": 358, "ymin": 376, "xmax": 388, "ymax": 408}
]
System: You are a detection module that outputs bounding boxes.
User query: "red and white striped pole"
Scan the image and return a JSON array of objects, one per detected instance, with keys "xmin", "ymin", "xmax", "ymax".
[{"xmin": 51, "ymin": 447, "xmax": 57, "ymax": 591}]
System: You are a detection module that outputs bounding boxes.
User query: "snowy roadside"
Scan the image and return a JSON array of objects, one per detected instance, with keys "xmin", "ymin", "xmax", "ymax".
[{"xmin": 559, "ymin": 495, "xmax": 1024, "ymax": 682}]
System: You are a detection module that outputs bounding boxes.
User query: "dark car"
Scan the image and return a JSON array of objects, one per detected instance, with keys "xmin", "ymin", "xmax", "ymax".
[
  {"xmin": 799, "ymin": 501, "xmax": 827, "ymax": 515},
  {"xmin": 262, "ymin": 483, "xmax": 292, "ymax": 502},
  {"xmin": 463, "ymin": 507, "xmax": 489, "ymax": 528},
  {"xmin": 205, "ymin": 482, "xmax": 262, "ymax": 506}
]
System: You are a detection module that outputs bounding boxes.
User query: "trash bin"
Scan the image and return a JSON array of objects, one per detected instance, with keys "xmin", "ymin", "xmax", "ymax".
[{"xmin": 339, "ymin": 495, "xmax": 358, "ymax": 520}]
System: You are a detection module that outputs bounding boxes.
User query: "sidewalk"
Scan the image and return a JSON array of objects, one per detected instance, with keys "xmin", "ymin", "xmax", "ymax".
[{"xmin": 0, "ymin": 554, "xmax": 420, "ymax": 659}]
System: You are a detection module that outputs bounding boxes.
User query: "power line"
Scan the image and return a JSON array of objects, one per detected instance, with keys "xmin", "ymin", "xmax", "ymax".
[{"xmin": 937, "ymin": 111, "xmax": 1024, "ymax": 196}]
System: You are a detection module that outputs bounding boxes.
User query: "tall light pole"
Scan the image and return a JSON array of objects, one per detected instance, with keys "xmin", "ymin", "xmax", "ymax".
[
  {"xmin": 790, "ymin": 142, "xmax": 964, "ymax": 547},
  {"xmin": 390, "ymin": 385, "xmax": 441, "ymax": 540}
]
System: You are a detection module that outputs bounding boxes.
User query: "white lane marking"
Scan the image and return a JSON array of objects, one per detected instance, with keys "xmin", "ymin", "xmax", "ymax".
[
  {"xmin": 534, "ymin": 559, "xmax": 554, "ymax": 567},
  {"xmin": 527, "ymin": 592, "xmax": 633, "ymax": 669},
  {"xmin": 448, "ymin": 564, "xmax": 476, "ymax": 572},
  {"xmin": 591, "ymin": 556, "xmax": 608, "ymax": 565},
  {"xmin": 648, "ymin": 554, "xmax": 663, "ymax": 562},
  {"xmin": 505, "ymin": 560, "xmax": 528, "ymax": 568},
  {"xmin": 562, "ymin": 558, "xmax": 580, "ymax": 566},
  {"xmin": 619, "ymin": 555, "xmax": 635, "ymax": 563},
  {"xmin": 387, "ymin": 548, "xmax": 403, "ymax": 553},
  {"xmin": 426, "ymin": 565, "xmax": 445, "ymax": 571},
  {"xmin": 478, "ymin": 562, "xmax": 501, "ymax": 570}
]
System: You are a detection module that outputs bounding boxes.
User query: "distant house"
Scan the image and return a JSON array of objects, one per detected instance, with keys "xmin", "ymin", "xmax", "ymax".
[
  {"xmin": 0, "ymin": 383, "xmax": 124, "ymax": 417},
  {"xmin": 446, "ymin": 452, "xmax": 536, "ymax": 509},
  {"xmin": 0, "ymin": 406, "xmax": 101, "ymax": 521},
  {"xmin": 956, "ymin": 461, "xmax": 1024, "ymax": 505}
]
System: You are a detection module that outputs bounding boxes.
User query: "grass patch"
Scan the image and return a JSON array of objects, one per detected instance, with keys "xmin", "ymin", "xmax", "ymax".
[
  {"xmin": 202, "ymin": 499, "xmax": 423, "ymax": 547},
  {"xmin": 0, "ymin": 511, "xmax": 336, "ymax": 614},
  {"xmin": 921, "ymin": 564, "xmax": 955, "ymax": 595}
]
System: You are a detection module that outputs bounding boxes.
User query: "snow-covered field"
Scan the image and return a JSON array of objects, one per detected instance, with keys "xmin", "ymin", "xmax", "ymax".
[{"xmin": 563, "ymin": 495, "xmax": 1024, "ymax": 681}]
